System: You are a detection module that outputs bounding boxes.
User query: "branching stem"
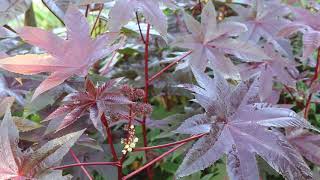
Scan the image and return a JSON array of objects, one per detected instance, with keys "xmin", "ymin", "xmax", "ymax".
[
  {"xmin": 69, "ymin": 149, "xmax": 93, "ymax": 180},
  {"xmin": 123, "ymin": 143, "xmax": 186, "ymax": 180},
  {"xmin": 53, "ymin": 162, "xmax": 120, "ymax": 170},
  {"xmin": 149, "ymin": 50, "xmax": 193, "ymax": 83},
  {"xmin": 133, "ymin": 133, "xmax": 205, "ymax": 151},
  {"xmin": 101, "ymin": 114, "xmax": 123, "ymax": 179},
  {"xmin": 142, "ymin": 23, "xmax": 153, "ymax": 180}
]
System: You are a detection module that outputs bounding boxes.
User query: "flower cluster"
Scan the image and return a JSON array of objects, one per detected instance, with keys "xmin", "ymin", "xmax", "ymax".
[
  {"xmin": 120, "ymin": 85, "xmax": 145, "ymax": 101},
  {"xmin": 121, "ymin": 124, "xmax": 139, "ymax": 154},
  {"xmin": 131, "ymin": 102, "xmax": 153, "ymax": 116},
  {"xmin": 118, "ymin": 85, "xmax": 153, "ymax": 153},
  {"xmin": 120, "ymin": 84, "xmax": 153, "ymax": 117},
  {"xmin": 2, "ymin": 0, "xmax": 320, "ymax": 179}
]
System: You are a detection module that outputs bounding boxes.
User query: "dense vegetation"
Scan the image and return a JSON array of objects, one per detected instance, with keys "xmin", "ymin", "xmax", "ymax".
[{"xmin": 1, "ymin": 0, "xmax": 320, "ymax": 180}]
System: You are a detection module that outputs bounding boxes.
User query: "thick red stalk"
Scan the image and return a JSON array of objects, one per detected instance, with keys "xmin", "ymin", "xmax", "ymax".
[
  {"xmin": 123, "ymin": 143, "xmax": 186, "ymax": 180},
  {"xmin": 101, "ymin": 114, "xmax": 123, "ymax": 179},
  {"xmin": 304, "ymin": 47, "xmax": 320, "ymax": 118},
  {"xmin": 69, "ymin": 149, "xmax": 93, "ymax": 180},
  {"xmin": 142, "ymin": 23, "xmax": 153, "ymax": 180},
  {"xmin": 101, "ymin": 114, "xmax": 118, "ymax": 161},
  {"xmin": 304, "ymin": 94, "xmax": 313, "ymax": 118},
  {"xmin": 149, "ymin": 50, "xmax": 193, "ymax": 83},
  {"xmin": 143, "ymin": 25, "xmax": 150, "ymax": 103},
  {"xmin": 53, "ymin": 162, "xmax": 120, "ymax": 170},
  {"xmin": 133, "ymin": 133, "xmax": 205, "ymax": 151}
]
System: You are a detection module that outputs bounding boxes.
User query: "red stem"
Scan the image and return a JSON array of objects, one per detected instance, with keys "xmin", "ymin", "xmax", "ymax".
[
  {"xmin": 149, "ymin": 50, "xmax": 193, "ymax": 83},
  {"xmin": 143, "ymin": 25, "xmax": 150, "ymax": 104},
  {"xmin": 304, "ymin": 47, "xmax": 320, "ymax": 118},
  {"xmin": 90, "ymin": 4, "xmax": 104, "ymax": 36},
  {"xmin": 133, "ymin": 133, "xmax": 205, "ymax": 152},
  {"xmin": 123, "ymin": 143, "xmax": 186, "ymax": 180},
  {"xmin": 53, "ymin": 162, "xmax": 120, "ymax": 170},
  {"xmin": 101, "ymin": 114, "xmax": 118, "ymax": 161},
  {"xmin": 101, "ymin": 114, "xmax": 123, "ymax": 179},
  {"xmin": 69, "ymin": 149, "xmax": 93, "ymax": 180},
  {"xmin": 142, "ymin": 23, "xmax": 153, "ymax": 180},
  {"xmin": 304, "ymin": 94, "xmax": 313, "ymax": 118}
]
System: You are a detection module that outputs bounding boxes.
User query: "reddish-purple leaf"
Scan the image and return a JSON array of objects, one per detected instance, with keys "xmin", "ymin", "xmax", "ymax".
[
  {"xmin": 0, "ymin": 108, "xmax": 84, "ymax": 179},
  {"xmin": 229, "ymin": 0, "xmax": 292, "ymax": 56},
  {"xmin": 0, "ymin": 5, "xmax": 123, "ymax": 100},
  {"xmin": 108, "ymin": 0, "xmax": 168, "ymax": 36},
  {"xmin": 173, "ymin": 1, "xmax": 269, "ymax": 77},
  {"xmin": 176, "ymin": 70, "xmax": 315, "ymax": 179},
  {"xmin": 238, "ymin": 44, "xmax": 299, "ymax": 101},
  {"xmin": 278, "ymin": 7, "xmax": 320, "ymax": 60},
  {"xmin": 45, "ymin": 78, "xmax": 131, "ymax": 135}
]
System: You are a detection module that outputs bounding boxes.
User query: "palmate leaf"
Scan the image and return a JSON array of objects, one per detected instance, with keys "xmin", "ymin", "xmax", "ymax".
[
  {"xmin": 173, "ymin": 1, "xmax": 269, "ymax": 78},
  {"xmin": 0, "ymin": 108, "xmax": 84, "ymax": 179},
  {"xmin": 228, "ymin": 0, "xmax": 292, "ymax": 57},
  {"xmin": 0, "ymin": 5, "xmax": 124, "ymax": 100},
  {"xmin": 278, "ymin": 7, "xmax": 320, "ymax": 60},
  {"xmin": 175, "ymin": 69, "xmax": 316, "ymax": 180},
  {"xmin": 238, "ymin": 43, "xmax": 299, "ymax": 101},
  {"xmin": 43, "ymin": 0, "xmax": 172, "ymax": 36},
  {"xmin": 108, "ymin": 0, "xmax": 169, "ymax": 37},
  {"xmin": 44, "ymin": 78, "xmax": 131, "ymax": 135}
]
